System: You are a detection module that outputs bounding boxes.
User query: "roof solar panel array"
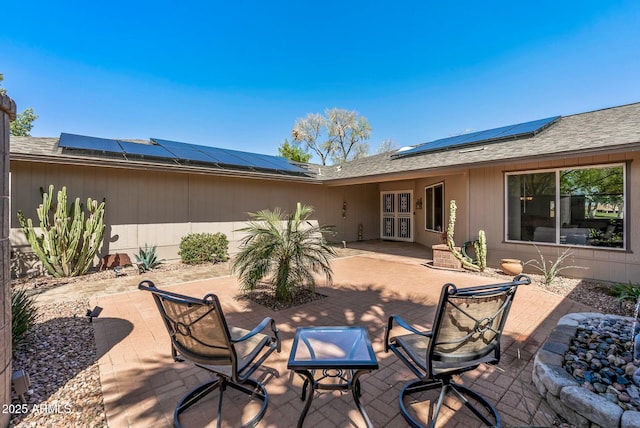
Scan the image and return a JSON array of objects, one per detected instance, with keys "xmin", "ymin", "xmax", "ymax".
[
  {"xmin": 59, "ymin": 133, "xmax": 124, "ymax": 154},
  {"xmin": 58, "ymin": 133, "xmax": 308, "ymax": 175},
  {"xmin": 394, "ymin": 115, "xmax": 560, "ymax": 158}
]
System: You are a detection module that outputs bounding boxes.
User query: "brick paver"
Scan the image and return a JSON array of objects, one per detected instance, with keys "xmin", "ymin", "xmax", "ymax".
[{"xmin": 91, "ymin": 242, "xmax": 592, "ymax": 427}]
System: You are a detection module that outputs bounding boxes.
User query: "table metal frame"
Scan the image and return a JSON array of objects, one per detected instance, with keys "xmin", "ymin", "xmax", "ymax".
[{"xmin": 287, "ymin": 326, "xmax": 378, "ymax": 428}]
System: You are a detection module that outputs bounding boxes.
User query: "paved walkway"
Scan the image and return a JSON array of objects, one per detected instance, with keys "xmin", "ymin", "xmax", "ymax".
[{"xmin": 88, "ymin": 242, "xmax": 592, "ymax": 427}]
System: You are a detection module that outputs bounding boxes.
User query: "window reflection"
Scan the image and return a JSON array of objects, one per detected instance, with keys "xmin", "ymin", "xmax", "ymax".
[{"xmin": 506, "ymin": 165, "xmax": 624, "ymax": 248}]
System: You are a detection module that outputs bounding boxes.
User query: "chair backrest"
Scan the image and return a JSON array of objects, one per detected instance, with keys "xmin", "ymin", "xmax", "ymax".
[
  {"xmin": 139, "ymin": 280, "xmax": 237, "ymax": 367},
  {"xmin": 427, "ymin": 275, "xmax": 530, "ymax": 374}
]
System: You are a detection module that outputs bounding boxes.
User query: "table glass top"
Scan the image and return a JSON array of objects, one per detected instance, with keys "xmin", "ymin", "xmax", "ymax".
[{"xmin": 288, "ymin": 326, "xmax": 378, "ymax": 369}]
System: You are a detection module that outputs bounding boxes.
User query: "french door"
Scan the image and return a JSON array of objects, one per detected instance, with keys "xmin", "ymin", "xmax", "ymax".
[{"xmin": 380, "ymin": 191, "xmax": 413, "ymax": 241}]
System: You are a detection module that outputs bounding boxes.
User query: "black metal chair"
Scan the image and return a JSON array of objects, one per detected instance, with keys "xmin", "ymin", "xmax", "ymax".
[
  {"xmin": 139, "ymin": 280, "xmax": 281, "ymax": 428},
  {"xmin": 384, "ymin": 275, "xmax": 530, "ymax": 428}
]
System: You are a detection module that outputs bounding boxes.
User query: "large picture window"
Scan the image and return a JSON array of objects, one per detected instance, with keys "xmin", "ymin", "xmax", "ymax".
[
  {"xmin": 425, "ymin": 183, "xmax": 444, "ymax": 232},
  {"xmin": 505, "ymin": 164, "xmax": 625, "ymax": 249}
]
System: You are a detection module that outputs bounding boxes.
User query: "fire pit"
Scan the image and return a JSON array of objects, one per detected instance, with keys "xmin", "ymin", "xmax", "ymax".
[{"xmin": 533, "ymin": 313, "xmax": 640, "ymax": 427}]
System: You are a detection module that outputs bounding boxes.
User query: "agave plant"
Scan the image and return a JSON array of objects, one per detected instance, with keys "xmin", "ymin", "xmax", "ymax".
[
  {"xmin": 232, "ymin": 203, "xmax": 336, "ymax": 303},
  {"xmin": 12, "ymin": 288, "xmax": 38, "ymax": 347},
  {"xmin": 135, "ymin": 243, "xmax": 162, "ymax": 272}
]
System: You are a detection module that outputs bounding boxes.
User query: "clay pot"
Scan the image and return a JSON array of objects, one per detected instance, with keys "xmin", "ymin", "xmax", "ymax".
[{"xmin": 501, "ymin": 258, "xmax": 523, "ymax": 276}]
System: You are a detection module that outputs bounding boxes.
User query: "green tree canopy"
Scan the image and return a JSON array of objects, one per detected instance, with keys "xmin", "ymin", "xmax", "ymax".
[
  {"xmin": 11, "ymin": 108, "xmax": 39, "ymax": 136},
  {"xmin": 277, "ymin": 138, "xmax": 312, "ymax": 163},
  {"xmin": 291, "ymin": 108, "xmax": 371, "ymax": 165}
]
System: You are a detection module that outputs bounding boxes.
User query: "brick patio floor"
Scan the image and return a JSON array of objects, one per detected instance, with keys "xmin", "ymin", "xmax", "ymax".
[{"xmin": 91, "ymin": 242, "xmax": 592, "ymax": 427}]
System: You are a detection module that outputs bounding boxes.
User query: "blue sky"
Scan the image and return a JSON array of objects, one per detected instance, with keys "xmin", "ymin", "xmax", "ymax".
[{"xmin": 2, "ymin": 1, "xmax": 639, "ymax": 162}]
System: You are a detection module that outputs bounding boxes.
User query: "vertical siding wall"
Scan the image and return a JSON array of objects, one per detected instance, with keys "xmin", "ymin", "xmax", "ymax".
[
  {"xmin": 9, "ymin": 162, "xmax": 380, "ymax": 271},
  {"xmin": 469, "ymin": 152, "xmax": 640, "ymax": 284},
  {"xmin": 1, "ymin": 93, "xmax": 17, "ymax": 428}
]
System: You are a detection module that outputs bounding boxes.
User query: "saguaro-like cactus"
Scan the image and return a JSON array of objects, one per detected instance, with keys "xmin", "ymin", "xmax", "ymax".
[
  {"xmin": 17, "ymin": 185, "xmax": 106, "ymax": 277},
  {"xmin": 446, "ymin": 199, "xmax": 487, "ymax": 272}
]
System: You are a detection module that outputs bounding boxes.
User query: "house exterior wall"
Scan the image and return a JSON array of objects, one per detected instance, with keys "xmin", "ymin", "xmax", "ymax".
[
  {"xmin": 468, "ymin": 151, "xmax": 640, "ymax": 283},
  {"xmin": 378, "ymin": 175, "xmax": 469, "ymax": 247},
  {"xmin": 9, "ymin": 161, "xmax": 379, "ymax": 274}
]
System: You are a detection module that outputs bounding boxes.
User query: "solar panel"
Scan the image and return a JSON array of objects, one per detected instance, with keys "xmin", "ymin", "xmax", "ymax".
[
  {"xmin": 395, "ymin": 115, "xmax": 560, "ymax": 158},
  {"xmin": 198, "ymin": 146, "xmax": 258, "ymax": 167},
  {"xmin": 153, "ymin": 138, "xmax": 307, "ymax": 173},
  {"xmin": 119, "ymin": 141, "xmax": 177, "ymax": 159},
  {"xmin": 59, "ymin": 133, "xmax": 124, "ymax": 154},
  {"xmin": 151, "ymin": 138, "xmax": 221, "ymax": 163},
  {"xmin": 250, "ymin": 152, "xmax": 308, "ymax": 173}
]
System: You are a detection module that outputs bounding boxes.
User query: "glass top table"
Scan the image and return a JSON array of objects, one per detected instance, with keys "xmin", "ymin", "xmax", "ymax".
[{"xmin": 288, "ymin": 326, "xmax": 378, "ymax": 427}]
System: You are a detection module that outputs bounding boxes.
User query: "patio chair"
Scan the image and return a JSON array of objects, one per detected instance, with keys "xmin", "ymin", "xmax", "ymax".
[
  {"xmin": 384, "ymin": 275, "xmax": 530, "ymax": 428},
  {"xmin": 139, "ymin": 280, "xmax": 281, "ymax": 428}
]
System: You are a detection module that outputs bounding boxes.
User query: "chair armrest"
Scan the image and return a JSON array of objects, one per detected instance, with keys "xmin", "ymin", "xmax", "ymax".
[
  {"xmin": 384, "ymin": 314, "xmax": 431, "ymax": 352},
  {"xmin": 231, "ymin": 317, "xmax": 281, "ymax": 352}
]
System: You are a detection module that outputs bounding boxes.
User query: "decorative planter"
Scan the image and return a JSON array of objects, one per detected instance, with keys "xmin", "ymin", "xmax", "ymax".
[
  {"xmin": 432, "ymin": 244, "xmax": 462, "ymax": 270},
  {"xmin": 501, "ymin": 258, "xmax": 523, "ymax": 276}
]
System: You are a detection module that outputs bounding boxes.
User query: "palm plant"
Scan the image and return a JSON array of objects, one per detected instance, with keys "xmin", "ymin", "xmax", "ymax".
[{"xmin": 232, "ymin": 203, "xmax": 336, "ymax": 303}]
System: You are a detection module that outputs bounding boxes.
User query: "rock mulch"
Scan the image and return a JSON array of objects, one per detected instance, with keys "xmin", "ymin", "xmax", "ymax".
[
  {"xmin": 564, "ymin": 316, "xmax": 640, "ymax": 410},
  {"xmin": 10, "ymin": 300, "xmax": 106, "ymax": 428}
]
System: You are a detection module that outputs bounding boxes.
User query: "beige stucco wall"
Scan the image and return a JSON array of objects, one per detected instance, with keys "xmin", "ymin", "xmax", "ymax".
[
  {"xmin": 468, "ymin": 151, "xmax": 639, "ymax": 283},
  {"xmin": 9, "ymin": 161, "xmax": 380, "ymax": 273}
]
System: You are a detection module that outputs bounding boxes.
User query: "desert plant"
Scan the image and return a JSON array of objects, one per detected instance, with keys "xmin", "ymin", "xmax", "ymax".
[
  {"xmin": 612, "ymin": 281, "xmax": 640, "ymax": 303},
  {"xmin": 526, "ymin": 245, "xmax": 587, "ymax": 286},
  {"xmin": 12, "ymin": 288, "xmax": 38, "ymax": 347},
  {"xmin": 17, "ymin": 185, "xmax": 106, "ymax": 277},
  {"xmin": 135, "ymin": 243, "xmax": 162, "ymax": 272},
  {"xmin": 446, "ymin": 200, "xmax": 487, "ymax": 272},
  {"xmin": 179, "ymin": 232, "xmax": 229, "ymax": 264},
  {"xmin": 232, "ymin": 203, "xmax": 336, "ymax": 303}
]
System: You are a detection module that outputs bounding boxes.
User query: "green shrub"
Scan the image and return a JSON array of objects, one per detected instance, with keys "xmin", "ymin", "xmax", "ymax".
[
  {"xmin": 135, "ymin": 243, "xmax": 162, "ymax": 272},
  {"xmin": 179, "ymin": 233, "xmax": 229, "ymax": 264},
  {"xmin": 613, "ymin": 281, "xmax": 640, "ymax": 303},
  {"xmin": 12, "ymin": 288, "xmax": 38, "ymax": 347}
]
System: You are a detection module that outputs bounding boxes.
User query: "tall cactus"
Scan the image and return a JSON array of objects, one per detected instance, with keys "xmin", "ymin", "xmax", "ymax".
[
  {"xmin": 17, "ymin": 185, "xmax": 106, "ymax": 277},
  {"xmin": 446, "ymin": 199, "xmax": 486, "ymax": 272}
]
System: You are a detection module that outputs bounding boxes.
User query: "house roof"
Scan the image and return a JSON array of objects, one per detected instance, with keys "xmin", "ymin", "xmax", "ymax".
[
  {"xmin": 320, "ymin": 102, "xmax": 640, "ymax": 183},
  {"xmin": 10, "ymin": 135, "xmax": 320, "ymax": 184},
  {"xmin": 10, "ymin": 101, "xmax": 640, "ymax": 185}
]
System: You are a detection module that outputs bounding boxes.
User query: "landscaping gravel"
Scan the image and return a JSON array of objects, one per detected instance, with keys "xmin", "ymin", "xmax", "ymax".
[
  {"xmin": 563, "ymin": 316, "xmax": 640, "ymax": 411},
  {"xmin": 9, "ymin": 299, "xmax": 106, "ymax": 428}
]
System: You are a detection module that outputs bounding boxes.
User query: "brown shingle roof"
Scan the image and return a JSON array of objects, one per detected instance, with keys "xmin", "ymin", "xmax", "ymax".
[
  {"xmin": 10, "ymin": 102, "xmax": 640, "ymax": 184},
  {"xmin": 320, "ymin": 102, "xmax": 640, "ymax": 182}
]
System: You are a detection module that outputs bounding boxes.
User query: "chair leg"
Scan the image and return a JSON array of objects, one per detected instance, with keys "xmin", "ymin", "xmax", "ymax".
[
  {"xmin": 173, "ymin": 377, "xmax": 269, "ymax": 428},
  {"xmin": 398, "ymin": 379, "xmax": 500, "ymax": 428},
  {"xmin": 174, "ymin": 377, "xmax": 223, "ymax": 428},
  {"xmin": 449, "ymin": 382, "xmax": 500, "ymax": 427}
]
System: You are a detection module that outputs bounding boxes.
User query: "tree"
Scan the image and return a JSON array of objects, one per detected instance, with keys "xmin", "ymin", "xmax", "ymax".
[
  {"xmin": 376, "ymin": 139, "xmax": 399, "ymax": 154},
  {"xmin": 232, "ymin": 203, "xmax": 336, "ymax": 303},
  {"xmin": 1, "ymin": 73, "xmax": 39, "ymax": 136},
  {"xmin": 278, "ymin": 138, "xmax": 312, "ymax": 163},
  {"xmin": 291, "ymin": 108, "xmax": 371, "ymax": 165},
  {"xmin": 11, "ymin": 108, "xmax": 39, "ymax": 136},
  {"xmin": 291, "ymin": 112, "xmax": 330, "ymax": 165},
  {"xmin": 326, "ymin": 108, "xmax": 371, "ymax": 164}
]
